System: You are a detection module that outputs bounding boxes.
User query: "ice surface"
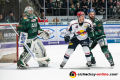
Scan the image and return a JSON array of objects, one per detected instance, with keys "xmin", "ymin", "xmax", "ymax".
[{"xmin": 0, "ymin": 43, "xmax": 120, "ymax": 80}]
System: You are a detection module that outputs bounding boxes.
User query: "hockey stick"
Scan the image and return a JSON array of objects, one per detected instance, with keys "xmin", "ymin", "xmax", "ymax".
[
  {"xmin": 73, "ymin": 31, "xmax": 86, "ymax": 39},
  {"xmin": 7, "ymin": 20, "xmax": 50, "ymax": 62},
  {"xmin": 69, "ymin": 31, "xmax": 87, "ymax": 41},
  {"xmin": 7, "ymin": 20, "xmax": 19, "ymax": 36}
]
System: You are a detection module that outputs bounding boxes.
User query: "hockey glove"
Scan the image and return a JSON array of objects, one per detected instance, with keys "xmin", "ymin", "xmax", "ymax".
[
  {"xmin": 64, "ymin": 35, "xmax": 70, "ymax": 43},
  {"xmin": 86, "ymin": 27, "xmax": 92, "ymax": 33}
]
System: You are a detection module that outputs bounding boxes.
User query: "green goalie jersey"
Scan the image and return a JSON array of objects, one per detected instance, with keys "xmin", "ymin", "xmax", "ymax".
[
  {"xmin": 88, "ymin": 17, "xmax": 106, "ymax": 40},
  {"xmin": 17, "ymin": 15, "xmax": 43, "ymax": 39}
]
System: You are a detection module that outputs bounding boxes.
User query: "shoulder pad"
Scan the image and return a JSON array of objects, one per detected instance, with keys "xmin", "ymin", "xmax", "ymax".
[
  {"xmin": 84, "ymin": 19, "xmax": 92, "ymax": 23},
  {"xmin": 70, "ymin": 19, "xmax": 78, "ymax": 24}
]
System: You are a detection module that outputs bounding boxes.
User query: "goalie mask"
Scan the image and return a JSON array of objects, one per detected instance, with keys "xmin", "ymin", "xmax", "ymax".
[{"xmin": 24, "ymin": 6, "xmax": 34, "ymax": 16}]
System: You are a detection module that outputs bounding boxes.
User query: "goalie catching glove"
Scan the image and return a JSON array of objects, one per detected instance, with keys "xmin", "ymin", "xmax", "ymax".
[{"xmin": 38, "ymin": 30, "xmax": 50, "ymax": 40}]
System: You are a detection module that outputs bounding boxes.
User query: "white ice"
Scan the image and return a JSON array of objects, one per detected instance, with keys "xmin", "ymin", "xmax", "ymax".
[{"xmin": 0, "ymin": 43, "xmax": 120, "ymax": 80}]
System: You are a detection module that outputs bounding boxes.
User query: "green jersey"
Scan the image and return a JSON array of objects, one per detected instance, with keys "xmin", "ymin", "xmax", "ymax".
[
  {"xmin": 17, "ymin": 15, "xmax": 42, "ymax": 39},
  {"xmin": 89, "ymin": 17, "xmax": 106, "ymax": 40}
]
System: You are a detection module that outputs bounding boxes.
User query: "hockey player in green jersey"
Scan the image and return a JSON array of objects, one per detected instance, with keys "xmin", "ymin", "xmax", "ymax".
[
  {"xmin": 87, "ymin": 9, "xmax": 114, "ymax": 67},
  {"xmin": 17, "ymin": 6, "xmax": 50, "ymax": 69}
]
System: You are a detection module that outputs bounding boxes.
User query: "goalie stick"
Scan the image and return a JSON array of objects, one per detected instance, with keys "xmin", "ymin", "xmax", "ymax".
[{"xmin": 7, "ymin": 20, "xmax": 50, "ymax": 62}]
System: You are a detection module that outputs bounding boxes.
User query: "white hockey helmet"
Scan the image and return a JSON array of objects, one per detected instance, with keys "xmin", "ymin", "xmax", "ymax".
[{"xmin": 24, "ymin": 6, "xmax": 34, "ymax": 16}]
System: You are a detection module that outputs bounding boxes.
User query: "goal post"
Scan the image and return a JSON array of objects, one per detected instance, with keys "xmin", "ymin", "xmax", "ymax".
[{"xmin": 0, "ymin": 23, "xmax": 19, "ymax": 63}]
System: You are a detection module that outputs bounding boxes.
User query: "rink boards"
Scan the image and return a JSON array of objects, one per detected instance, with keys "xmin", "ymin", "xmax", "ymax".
[{"xmin": 0, "ymin": 24, "xmax": 120, "ymax": 49}]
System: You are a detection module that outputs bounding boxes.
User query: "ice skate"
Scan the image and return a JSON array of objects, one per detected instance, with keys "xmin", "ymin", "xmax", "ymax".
[
  {"xmin": 86, "ymin": 57, "xmax": 96, "ymax": 66},
  {"xmin": 60, "ymin": 62, "xmax": 66, "ymax": 68},
  {"xmin": 17, "ymin": 60, "xmax": 28, "ymax": 69},
  {"xmin": 110, "ymin": 61, "xmax": 114, "ymax": 68},
  {"xmin": 87, "ymin": 61, "xmax": 92, "ymax": 69}
]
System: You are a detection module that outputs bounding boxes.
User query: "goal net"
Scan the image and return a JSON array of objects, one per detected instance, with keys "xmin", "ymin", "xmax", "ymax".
[{"xmin": 0, "ymin": 23, "xmax": 19, "ymax": 63}]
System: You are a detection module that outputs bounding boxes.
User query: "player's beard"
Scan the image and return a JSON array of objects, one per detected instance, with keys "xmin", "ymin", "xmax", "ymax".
[{"xmin": 90, "ymin": 16, "xmax": 95, "ymax": 21}]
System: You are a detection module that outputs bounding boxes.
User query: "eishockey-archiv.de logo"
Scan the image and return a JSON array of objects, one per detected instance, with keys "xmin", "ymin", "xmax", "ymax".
[{"xmin": 69, "ymin": 71, "xmax": 118, "ymax": 78}]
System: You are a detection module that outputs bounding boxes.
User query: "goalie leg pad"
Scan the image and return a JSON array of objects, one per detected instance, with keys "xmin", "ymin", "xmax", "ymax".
[
  {"xmin": 38, "ymin": 57, "xmax": 50, "ymax": 64},
  {"xmin": 31, "ymin": 38, "xmax": 50, "ymax": 65},
  {"xmin": 34, "ymin": 38, "xmax": 47, "ymax": 57},
  {"xmin": 17, "ymin": 52, "xmax": 31, "ymax": 68}
]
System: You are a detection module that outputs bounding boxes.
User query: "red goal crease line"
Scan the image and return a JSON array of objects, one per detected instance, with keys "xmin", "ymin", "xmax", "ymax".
[{"xmin": 0, "ymin": 63, "xmax": 16, "ymax": 68}]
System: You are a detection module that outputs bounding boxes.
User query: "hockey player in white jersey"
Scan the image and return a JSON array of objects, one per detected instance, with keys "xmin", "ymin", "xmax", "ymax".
[{"xmin": 60, "ymin": 11, "xmax": 93, "ymax": 68}]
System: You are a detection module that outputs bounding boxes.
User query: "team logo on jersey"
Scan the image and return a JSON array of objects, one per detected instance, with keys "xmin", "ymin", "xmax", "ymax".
[
  {"xmin": 32, "ymin": 23, "xmax": 37, "ymax": 27},
  {"xmin": 69, "ymin": 71, "xmax": 77, "ymax": 78},
  {"xmin": 76, "ymin": 30, "xmax": 86, "ymax": 36},
  {"xmin": 84, "ymin": 24, "xmax": 88, "ymax": 28},
  {"xmin": 31, "ymin": 19, "xmax": 36, "ymax": 22}
]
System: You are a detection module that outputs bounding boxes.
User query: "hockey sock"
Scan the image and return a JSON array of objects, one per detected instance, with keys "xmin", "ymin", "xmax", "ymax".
[
  {"xmin": 90, "ymin": 52, "xmax": 94, "ymax": 60},
  {"xmin": 89, "ymin": 48, "xmax": 94, "ymax": 60},
  {"xmin": 62, "ymin": 49, "xmax": 74, "ymax": 63},
  {"xmin": 101, "ymin": 46, "xmax": 113, "ymax": 61}
]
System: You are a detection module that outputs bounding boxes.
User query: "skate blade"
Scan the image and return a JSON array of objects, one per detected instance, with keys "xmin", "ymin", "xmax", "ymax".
[
  {"xmin": 42, "ymin": 64, "xmax": 48, "ymax": 67},
  {"xmin": 88, "ymin": 66, "xmax": 91, "ymax": 69},
  {"xmin": 60, "ymin": 66, "xmax": 64, "ymax": 69},
  {"xmin": 17, "ymin": 66, "xmax": 28, "ymax": 69},
  {"xmin": 92, "ymin": 64, "xmax": 96, "ymax": 66},
  {"xmin": 111, "ymin": 66, "xmax": 114, "ymax": 69}
]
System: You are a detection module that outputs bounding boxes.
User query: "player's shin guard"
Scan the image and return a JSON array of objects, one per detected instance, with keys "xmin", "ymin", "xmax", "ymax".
[{"xmin": 60, "ymin": 49, "xmax": 74, "ymax": 68}]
